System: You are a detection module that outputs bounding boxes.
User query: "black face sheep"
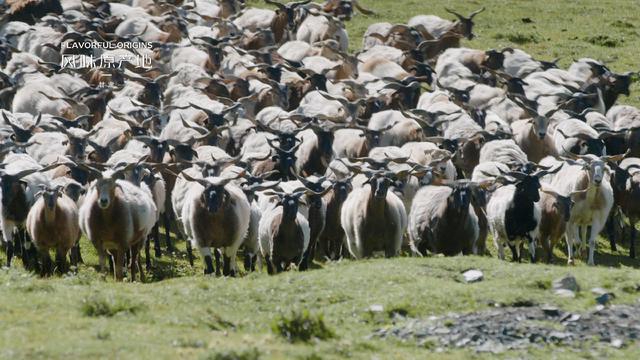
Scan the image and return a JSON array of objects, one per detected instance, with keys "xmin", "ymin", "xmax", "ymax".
[
  {"xmin": 408, "ymin": 180, "xmax": 489, "ymax": 256},
  {"xmin": 486, "ymin": 166, "xmax": 561, "ymax": 262}
]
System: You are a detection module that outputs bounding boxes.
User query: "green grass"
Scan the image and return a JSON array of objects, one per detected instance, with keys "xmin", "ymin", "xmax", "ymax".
[
  {"xmin": 1, "ymin": 233, "xmax": 639, "ymax": 359},
  {"xmin": 3, "ymin": 1, "xmax": 640, "ymax": 358}
]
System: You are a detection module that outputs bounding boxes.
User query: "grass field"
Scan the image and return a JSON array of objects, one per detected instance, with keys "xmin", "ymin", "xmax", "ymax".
[{"xmin": 3, "ymin": 0, "xmax": 640, "ymax": 359}]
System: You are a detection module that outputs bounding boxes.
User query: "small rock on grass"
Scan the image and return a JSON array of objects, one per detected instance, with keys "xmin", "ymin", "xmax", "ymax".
[
  {"xmin": 553, "ymin": 275, "xmax": 579, "ymax": 297},
  {"xmin": 462, "ymin": 269, "xmax": 483, "ymax": 283}
]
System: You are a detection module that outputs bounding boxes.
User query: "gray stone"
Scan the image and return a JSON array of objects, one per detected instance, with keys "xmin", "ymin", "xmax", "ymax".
[
  {"xmin": 553, "ymin": 274, "xmax": 580, "ymax": 292},
  {"xmin": 462, "ymin": 269, "xmax": 483, "ymax": 283}
]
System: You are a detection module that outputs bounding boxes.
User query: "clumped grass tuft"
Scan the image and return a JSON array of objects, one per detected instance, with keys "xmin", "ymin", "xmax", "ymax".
[
  {"xmin": 611, "ymin": 20, "xmax": 634, "ymax": 29},
  {"xmin": 387, "ymin": 303, "xmax": 414, "ymax": 318},
  {"xmin": 204, "ymin": 348, "xmax": 261, "ymax": 360},
  {"xmin": 200, "ymin": 310, "xmax": 236, "ymax": 331},
  {"xmin": 585, "ymin": 35, "xmax": 623, "ymax": 47},
  {"xmin": 494, "ymin": 32, "xmax": 540, "ymax": 44},
  {"xmin": 81, "ymin": 294, "xmax": 142, "ymax": 317},
  {"xmin": 272, "ymin": 310, "xmax": 335, "ymax": 343}
]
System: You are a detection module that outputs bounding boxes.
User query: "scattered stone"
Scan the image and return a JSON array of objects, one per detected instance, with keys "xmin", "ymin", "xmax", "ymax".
[
  {"xmin": 611, "ymin": 338, "xmax": 623, "ymax": 348},
  {"xmin": 368, "ymin": 304, "xmax": 384, "ymax": 313},
  {"xmin": 462, "ymin": 269, "xmax": 483, "ymax": 283},
  {"xmin": 374, "ymin": 304, "xmax": 640, "ymax": 352},
  {"xmin": 596, "ymin": 292, "xmax": 615, "ymax": 306},
  {"xmin": 541, "ymin": 305, "xmax": 561, "ymax": 317},
  {"xmin": 553, "ymin": 275, "xmax": 580, "ymax": 293}
]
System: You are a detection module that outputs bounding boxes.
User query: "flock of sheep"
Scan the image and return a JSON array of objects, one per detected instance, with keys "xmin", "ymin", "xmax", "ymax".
[{"xmin": 0, "ymin": 0, "xmax": 638, "ymax": 281}]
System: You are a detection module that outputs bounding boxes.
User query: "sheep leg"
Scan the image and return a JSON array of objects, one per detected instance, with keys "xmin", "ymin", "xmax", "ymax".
[
  {"xmin": 606, "ymin": 212, "xmax": 618, "ymax": 252},
  {"xmin": 186, "ymin": 240, "xmax": 195, "ymax": 267},
  {"xmin": 630, "ymin": 217, "xmax": 637, "ymax": 259},
  {"xmin": 579, "ymin": 226, "xmax": 588, "ymax": 259},
  {"xmin": 527, "ymin": 235, "xmax": 536, "ymax": 263},
  {"xmin": 223, "ymin": 255, "xmax": 234, "ymax": 277},
  {"xmin": 542, "ymin": 235, "xmax": 551, "ymax": 264},
  {"xmin": 145, "ymin": 236, "xmax": 152, "ymax": 271},
  {"xmin": 163, "ymin": 211, "xmax": 175, "ymax": 254},
  {"xmin": 55, "ymin": 248, "xmax": 68, "ymax": 274},
  {"xmin": 130, "ymin": 246, "xmax": 138, "ymax": 283},
  {"xmin": 38, "ymin": 249, "xmax": 51, "ymax": 277},
  {"xmin": 214, "ymin": 249, "xmax": 222, "ymax": 276},
  {"xmin": 244, "ymin": 253, "xmax": 253, "ymax": 272},
  {"xmin": 152, "ymin": 222, "xmax": 161, "ymax": 258},
  {"xmin": 300, "ymin": 248, "xmax": 312, "ymax": 271},
  {"xmin": 496, "ymin": 241, "xmax": 505, "ymax": 261},
  {"xmin": 274, "ymin": 258, "xmax": 284, "ymax": 273},
  {"xmin": 587, "ymin": 224, "xmax": 597, "ymax": 266},
  {"xmin": 69, "ymin": 247, "xmax": 78, "ymax": 270},
  {"xmin": 71, "ymin": 242, "xmax": 84, "ymax": 264},
  {"xmin": 508, "ymin": 242, "xmax": 519, "ymax": 262},
  {"xmin": 565, "ymin": 225, "xmax": 577, "ymax": 265},
  {"xmin": 199, "ymin": 247, "xmax": 214, "ymax": 275},
  {"xmin": 113, "ymin": 249, "xmax": 125, "ymax": 282},
  {"xmin": 265, "ymin": 255, "xmax": 275, "ymax": 275},
  {"xmin": 5, "ymin": 240, "xmax": 13, "ymax": 268}
]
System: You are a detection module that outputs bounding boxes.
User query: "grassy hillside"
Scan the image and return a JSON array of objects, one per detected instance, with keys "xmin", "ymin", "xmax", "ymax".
[
  {"xmin": 2, "ymin": 1, "xmax": 640, "ymax": 359},
  {"xmin": 1, "ymin": 255, "xmax": 639, "ymax": 359}
]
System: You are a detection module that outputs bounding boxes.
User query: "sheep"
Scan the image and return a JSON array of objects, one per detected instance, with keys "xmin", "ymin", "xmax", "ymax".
[
  {"xmin": 180, "ymin": 170, "xmax": 249, "ymax": 276},
  {"xmin": 78, "ymin": 164, "xmax": 157, "ymax": 281},
  {"xmin": 486, "ymin": 166, "xmax": 560, "ymax": 262},
  {"xmin": 25, "ymin": 184, "xmax": 80, "ymax": 276},
  {"xmin": 407, "ymin": 7, "xmax": 484, "ymax": 40},
  {"xmin": 605, "ymin": 157, "xmax": 640, "ymax": 258},
  {"xmin": 296, "ymin": 11, "xmax": 349, "ymax": 51},
  {"xmin": 408, "ymin": 181, "xmax": 487, "ymax": 256},
  {"xmin": 552, "ymin": 118, "xmax": 605, "ymax": 157},
  {"xmin": 479, "ymin": 139, "xmax": 528, "ymax": 167},
  {"xmin": 258, "ymin": 188, "xmax": 310, "ymax": 273},
  {"xmin": 548, "ymin": 153, "xmax": 622, "ymax": 265},
  {"xmin": 0, "ymin": 153, "xmax": 51, "ymax": 268},
  {"xmin": 233, "ymin": 0, "xmax": 311, "ymax": 43},
  {"xmin": 339, "ymin": 162, "xmax": 411, "ymax": 258},
  {"xmin": 316, "ymin": 174, "xmax": 353, "ymax": 260},
  {"xmin": 537, "ymin": 185, "xmax": 581, "ymax": 264}
]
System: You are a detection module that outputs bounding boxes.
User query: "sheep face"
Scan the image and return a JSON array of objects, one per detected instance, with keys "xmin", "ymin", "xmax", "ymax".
[
  {"xmin": 554, "ymin": 195, "xmax": 574, "ymax": 222},
  {"xmin": 368, "ymin": 176, "xmax": 392, "ymax": 199},
  {"xmin": 96, "ymin": 178, "xmax": 117, "ymax": 209},
  {"xmin": 449, "ymin": 186, "xmax": 471, "ymax": 210},
  {"xmin": 40, "ymin": 187, "xmax": 63, "ymax": 210},
  {"xmin": 359, "ymin": 129, "xmax": 383, "ymax": 147},
  {"xmin": 329, "ymin": 1, "xmax": 354, "ymax": 20},
  {"xmin": 67, "ymin": 136, "xmax": 88, "ymax": 160},
  {"xmin": 332, "ymin": 179, "xmax": 352, "ymax": 202},
  {"xmin": 515, "ymin": 176, "xmax": 541, "ymax": 203},
  {"xmin": 202, "ymin": 185, "xmax": 228, "ymax": 214},
  {"xmin": 531, "ymin": 116, "xmax": 548, "ymax": 140},
  {"xmin": 587, "ymin": 160, "xmax": 606, "ymax": 185},
  {"xmin": 281, "ymin": 195, "xmax": 300, "ymax": 221},
  {"xmin": 484, "ymin": 50, "xmax": 505, "ymax": 70},
  {"xmin": 64, "ymin": 183, "xmax": 85, "ymax": 202}
]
